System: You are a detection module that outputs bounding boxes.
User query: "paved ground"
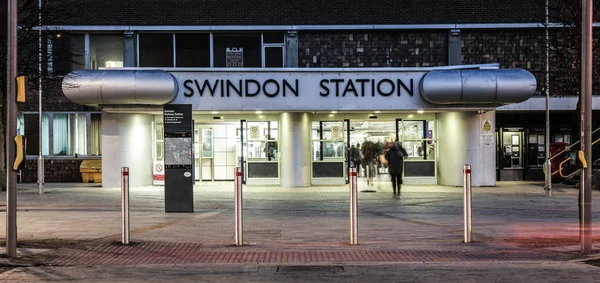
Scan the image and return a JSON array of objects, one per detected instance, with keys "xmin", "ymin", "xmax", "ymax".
[
  {"xmin": 3, "ymin": 262, "xmax": 600, "ymax": 282},
  {"xmin": 1, "ymin": 179, "xmax": 600, "ymax": 281}
]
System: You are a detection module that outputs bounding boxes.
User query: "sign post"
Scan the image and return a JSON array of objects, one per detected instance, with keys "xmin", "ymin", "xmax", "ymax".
[{"xmin": 163, "ymin": 104, "xmax": 194, "ymax": 213}]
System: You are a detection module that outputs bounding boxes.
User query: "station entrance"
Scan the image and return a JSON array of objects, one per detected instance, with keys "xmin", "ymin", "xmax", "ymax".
[{"xmin": 154, "ymin": 112, "xmax": 438, "ymax": 186}]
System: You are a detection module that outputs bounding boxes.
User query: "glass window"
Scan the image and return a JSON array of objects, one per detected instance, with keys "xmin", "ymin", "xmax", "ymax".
[
  {"xmin": 246, "ymin": 121, "xmax": 278, "ymax": 160},
  {"xmin": 265, "ymin": 47, "xmax": 283, "ymax": 67},
  {"xmin": 312, "ymin": 121, "xmax": 345, "ymax": 160},
  {"xmin": 91, "ymin": 113, "xmax": 102, "ymax": 156},
  {"xmin": 71, "ymin": 113, "xmax": 87, "ymax": 155},
  {"xmin": 90, "ymin": 34, "xmax": 124, "ymax": 69},
  {"xmin": 176, "ymin": 33, "xmax": 210, "ymax": 67},
  {"xmin": 213, "ymin": 33, "xmax": 261, "ymax": 67},
  {"xmin": 155, "ymin": 124, "xmax": 164, "ymax": 161},
  {"xmin": 52, "ymin": 33, "xmax": 85, "ymax": 75},
  {"xmin": 22, "ymin": 114, "xmax": 50, "ymax": 156},
  {"xmin": 400, "ymin": 120, "xmax": 435, "ymax": 160},
  {"xmin": 53, "ymin": 114, "xmax": 71, "ymax": 155},
  {"xmin": 139, "ymin": 33, "xmax": 173, "ymax": 67},
  {"xmin": 263, "ymin": 32, "xmax": 284, "ymax": 44}
]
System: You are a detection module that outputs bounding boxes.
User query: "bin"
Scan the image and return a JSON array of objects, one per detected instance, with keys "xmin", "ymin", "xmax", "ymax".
[{"xmin": 80, "ymin": 160, "xmax": 102, "ymax": 183}]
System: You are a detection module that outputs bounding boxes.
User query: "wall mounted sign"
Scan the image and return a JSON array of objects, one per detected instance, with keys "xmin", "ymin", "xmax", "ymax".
[
  {"xmin": 481, "ymin": 119, "xmax": 494, "ymax": 146},
  {"xmin": 249, "ymin": 126, "xmax": 260, "ymax": 139},
  {"xmin": 226, "ymin": 48, "xmax": 243, "ymax": 67},
  {"xmin": 331, "ymin": 125, "xmax": 342, "ymax": 139},
  {"xmin": 169, "ymin": 70, "xmax": 434, "ymax": 111}
]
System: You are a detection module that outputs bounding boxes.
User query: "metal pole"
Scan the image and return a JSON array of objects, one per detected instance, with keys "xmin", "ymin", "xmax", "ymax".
[
  {"xmin": 234, "ymin": 167, "xmax": 243, "ymax": 246},
  {"xmin": 121, "ymin": 167, "xmax": 130, "ymax": 245},
  {"xmin": 6, "ymin": 0, "xmax": 19, "ymax": 258},
  {"xmin": 544, "ymin": 0, "xmax": 552, "ymax": 195},
  {"xmin": 350, "ymin": 167, "xmax": 358, "ymax": 245},
  {"xmin": 581, "ymin": 0, "xmax": 593, "ymax": 254},
  {"xmin": 38, "ymin": 0, "xmax": 45, "ymax": 195},
  {"xmin": 463, "ymin": 164, "xmax": 472, "ymax": 243},
  {"xmin": 545, "ymin": 160, "xmax": 552, "ymax": 197}
]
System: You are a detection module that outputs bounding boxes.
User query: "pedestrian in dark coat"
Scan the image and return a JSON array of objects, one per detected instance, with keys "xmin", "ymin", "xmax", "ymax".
[{"xmin": 385, "ymin": 141, "xmax": 408, "ymax": 194}]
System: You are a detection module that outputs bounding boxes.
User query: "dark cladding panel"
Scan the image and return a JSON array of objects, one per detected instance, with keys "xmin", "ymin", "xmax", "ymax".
[
  {"xmin": 313, "ymin": 162, "xmax": 344, "ymax": 178},
  {"xmin": 247, "ymin": 162, "xmax": 278, "ymax": 178},
  {"xmin": 404, "ymin": 161, "xmax": 435, "ymax": 177}
]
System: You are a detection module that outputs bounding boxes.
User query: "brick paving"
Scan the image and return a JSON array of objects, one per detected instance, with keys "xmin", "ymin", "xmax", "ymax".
[{"xmin": 49, "ymin": 242, "xmax": 563, "ymax": 266}]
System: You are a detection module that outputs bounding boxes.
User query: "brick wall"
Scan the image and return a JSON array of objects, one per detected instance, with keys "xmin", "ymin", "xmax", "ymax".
[
  {"xmin": 51, "ymin": 0, "xmax": 544, "ymax": 26},
  {"xmin": 21, "ymin": 159, "xmax": 86, "ymax": 183},
  {"xmin": 299, "ymin": 31, "xmax": 448, "ymax": 68}
]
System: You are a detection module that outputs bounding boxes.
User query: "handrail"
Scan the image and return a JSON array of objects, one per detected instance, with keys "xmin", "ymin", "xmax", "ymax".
[
  {"xmin": 550, "ymin": 137, "xmax": 600, "ymax": 177},
  {"xmin": 549, "ymin": 127, "xmax": 600, "ymax": 162},
  {"xmin": 552, "ymin": 138, "xmax": 600, "ymax": 178}
]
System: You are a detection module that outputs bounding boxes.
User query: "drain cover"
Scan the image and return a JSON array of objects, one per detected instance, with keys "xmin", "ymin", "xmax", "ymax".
[
  {"xmin": 360, "ymin": 190, "xmax": 377, "ymax": 193},
  {"xmin": 276, "ymin": 266, "xmax": 345, "ymax": 273}
]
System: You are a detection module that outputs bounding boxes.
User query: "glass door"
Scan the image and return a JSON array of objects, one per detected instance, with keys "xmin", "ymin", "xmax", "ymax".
[
  {"xmin": 244, "ymin": 120, "xmax": 279, "ymax": 184},
  {"xmin": 311, "ymin": 121, "xmax": 346, "ymax": 184},
  {"xmin": 396, "ymin": 118, "xmax": 437, "ymax": 179},
  {"xmin": 238, "ymin": 120, "xmax": 246, "ymax": 184},
  {"xmin": 345, "ymin": 119, "xmax": 351, "ymax": 184}
]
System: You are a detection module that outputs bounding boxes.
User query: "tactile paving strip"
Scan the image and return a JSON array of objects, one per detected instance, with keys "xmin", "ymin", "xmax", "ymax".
[{"xmin": 50, "ymin": 242, "xmax": 559, "ymax": 266}]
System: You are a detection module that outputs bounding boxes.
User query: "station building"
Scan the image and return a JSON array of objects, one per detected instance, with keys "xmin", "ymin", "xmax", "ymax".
[{"xmin": 17, "ymin": 0, "xmax": 600, "ymax": 187}]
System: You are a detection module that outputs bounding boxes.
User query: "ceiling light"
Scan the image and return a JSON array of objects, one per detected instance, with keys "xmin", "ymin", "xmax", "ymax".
[
  {"xmin": 374, "ymin": 111, "xmax": 381, "ymax": 114},
  {"xmin": 211, "ymin": 111, "xmax": 219, "ymax": 114},
  {"xmin": 331, "ymin": 111, "xmax": 338, "ymax": 114},
  {"xmin": 417, "ymin": 110, "xmax": 424, "ymax": 114},
  {"xmin": 408, "ymin": 114, "xmax": 414, "ymax": 118},
  {"xmin": 255, "ymin": 111, "xmax": 262, "ymax": 114},
  {"xmin": 329, "ymin": 114, "xmax": 335, "ymax": 117}
]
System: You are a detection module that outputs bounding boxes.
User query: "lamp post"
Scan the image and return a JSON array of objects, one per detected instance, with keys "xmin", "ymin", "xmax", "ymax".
[
  {"xmin": 38, "ymin": 0, "xmax": 45, "ymax": 195},
  {"xmin": 545, "ymin": 0, "xmax": 552, "ymax": 195},
  {"xmin": 580, "ymin": 0, "xmax": 593, "ymax": 254},
  {"xmin": 5, "ymin": 0, "xmax": 19, "ymax": 258}
]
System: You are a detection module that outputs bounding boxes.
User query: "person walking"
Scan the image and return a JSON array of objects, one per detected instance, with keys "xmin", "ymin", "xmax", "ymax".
[
  {"xmin": 385, "ymin": 141, "xmax": 408, "ymax": 194},
  {"xmin": 361, "ymin": 141, "xmax": 377, "ymax": 187},
  {"xmin": 350, "ymin": 143, "xmax": 362, "ymax": 175}
]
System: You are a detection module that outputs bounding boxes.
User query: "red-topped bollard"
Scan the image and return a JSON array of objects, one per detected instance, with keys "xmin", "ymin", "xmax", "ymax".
[
  {"xmin": 463, "ymin": 164, "xmax": 472, "ymax": 243},
  {"xmin": 234, "ymin": 167, "xmax": 243, "ymax": 246},
  {"xmin": 121, "ymin": 167, "xmax": 130, "ymax": 245},
  {"xmin": 349, "ymin": 167, "xmax": 358, "ymax": 245}
]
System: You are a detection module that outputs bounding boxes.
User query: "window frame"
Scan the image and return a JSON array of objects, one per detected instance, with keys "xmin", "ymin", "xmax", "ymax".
[{"xmin": 20, "ymin": 111, "xmax": 101, "ymax": 159}]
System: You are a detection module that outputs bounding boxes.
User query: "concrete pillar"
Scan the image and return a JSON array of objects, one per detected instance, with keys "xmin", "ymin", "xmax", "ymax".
[
  {"xmin": 448, "ymin": 29, "xmax": 461, "ymax": 66},
  {"xmin": 102, "ymin": 112, "xmax": 153, "ymax": 187},
  {"xmin": 123, "ymin": 31, "xmax": 136, "ymax": 67},
  {"xmin": 285, "ymin": 31, "xmax": 299, "ymax": 67},
  {"xmin": 279, "ymin": 112, "xmax": 311, "ymax": 187},
  {"xmin": 437, "ymin": 110, "xmax": 496, "ymax": 187}
]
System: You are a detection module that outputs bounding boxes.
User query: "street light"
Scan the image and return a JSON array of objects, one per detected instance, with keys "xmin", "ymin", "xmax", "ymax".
[{"xmin": 580, "ymin": 0, "xmax": 593, "ymax": 254}]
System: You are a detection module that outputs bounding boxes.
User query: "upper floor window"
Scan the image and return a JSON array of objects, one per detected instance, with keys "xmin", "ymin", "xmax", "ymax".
[
  {"xmin": 90, "ymin": 34, "xmax": 124, "ymax": 69},
  {"xmin": 138, "ymin": 31, "xmax": 285, "ymax": 68},
  {"xmin": 52, "ymin": 33, "xmax": 85, "ymax": 76}
]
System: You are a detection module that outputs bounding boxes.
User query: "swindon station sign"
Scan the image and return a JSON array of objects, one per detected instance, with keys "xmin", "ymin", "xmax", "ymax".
[{"xmin": 168, "ymin": 70, "xmax": 434, "ymax": 111}]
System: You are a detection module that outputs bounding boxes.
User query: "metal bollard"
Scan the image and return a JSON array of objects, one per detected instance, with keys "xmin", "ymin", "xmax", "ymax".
[
  {"xmin": 545, "ymin": 159, "xmax": 552, "ymax": 196},
  {"xmin": 234, "ymin": 167, "xmax": 243, "ymax": 246},
  {"xmin": 349, "ymin": 167, "xmax": 358, "ymax": 245},
  {"xmin": 463, "ymin": 164, "xmax": 472, "ymax": 243},
  {"xmin": 121, "ymin": 167, "xmax": 130, "ymax": 245}
]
